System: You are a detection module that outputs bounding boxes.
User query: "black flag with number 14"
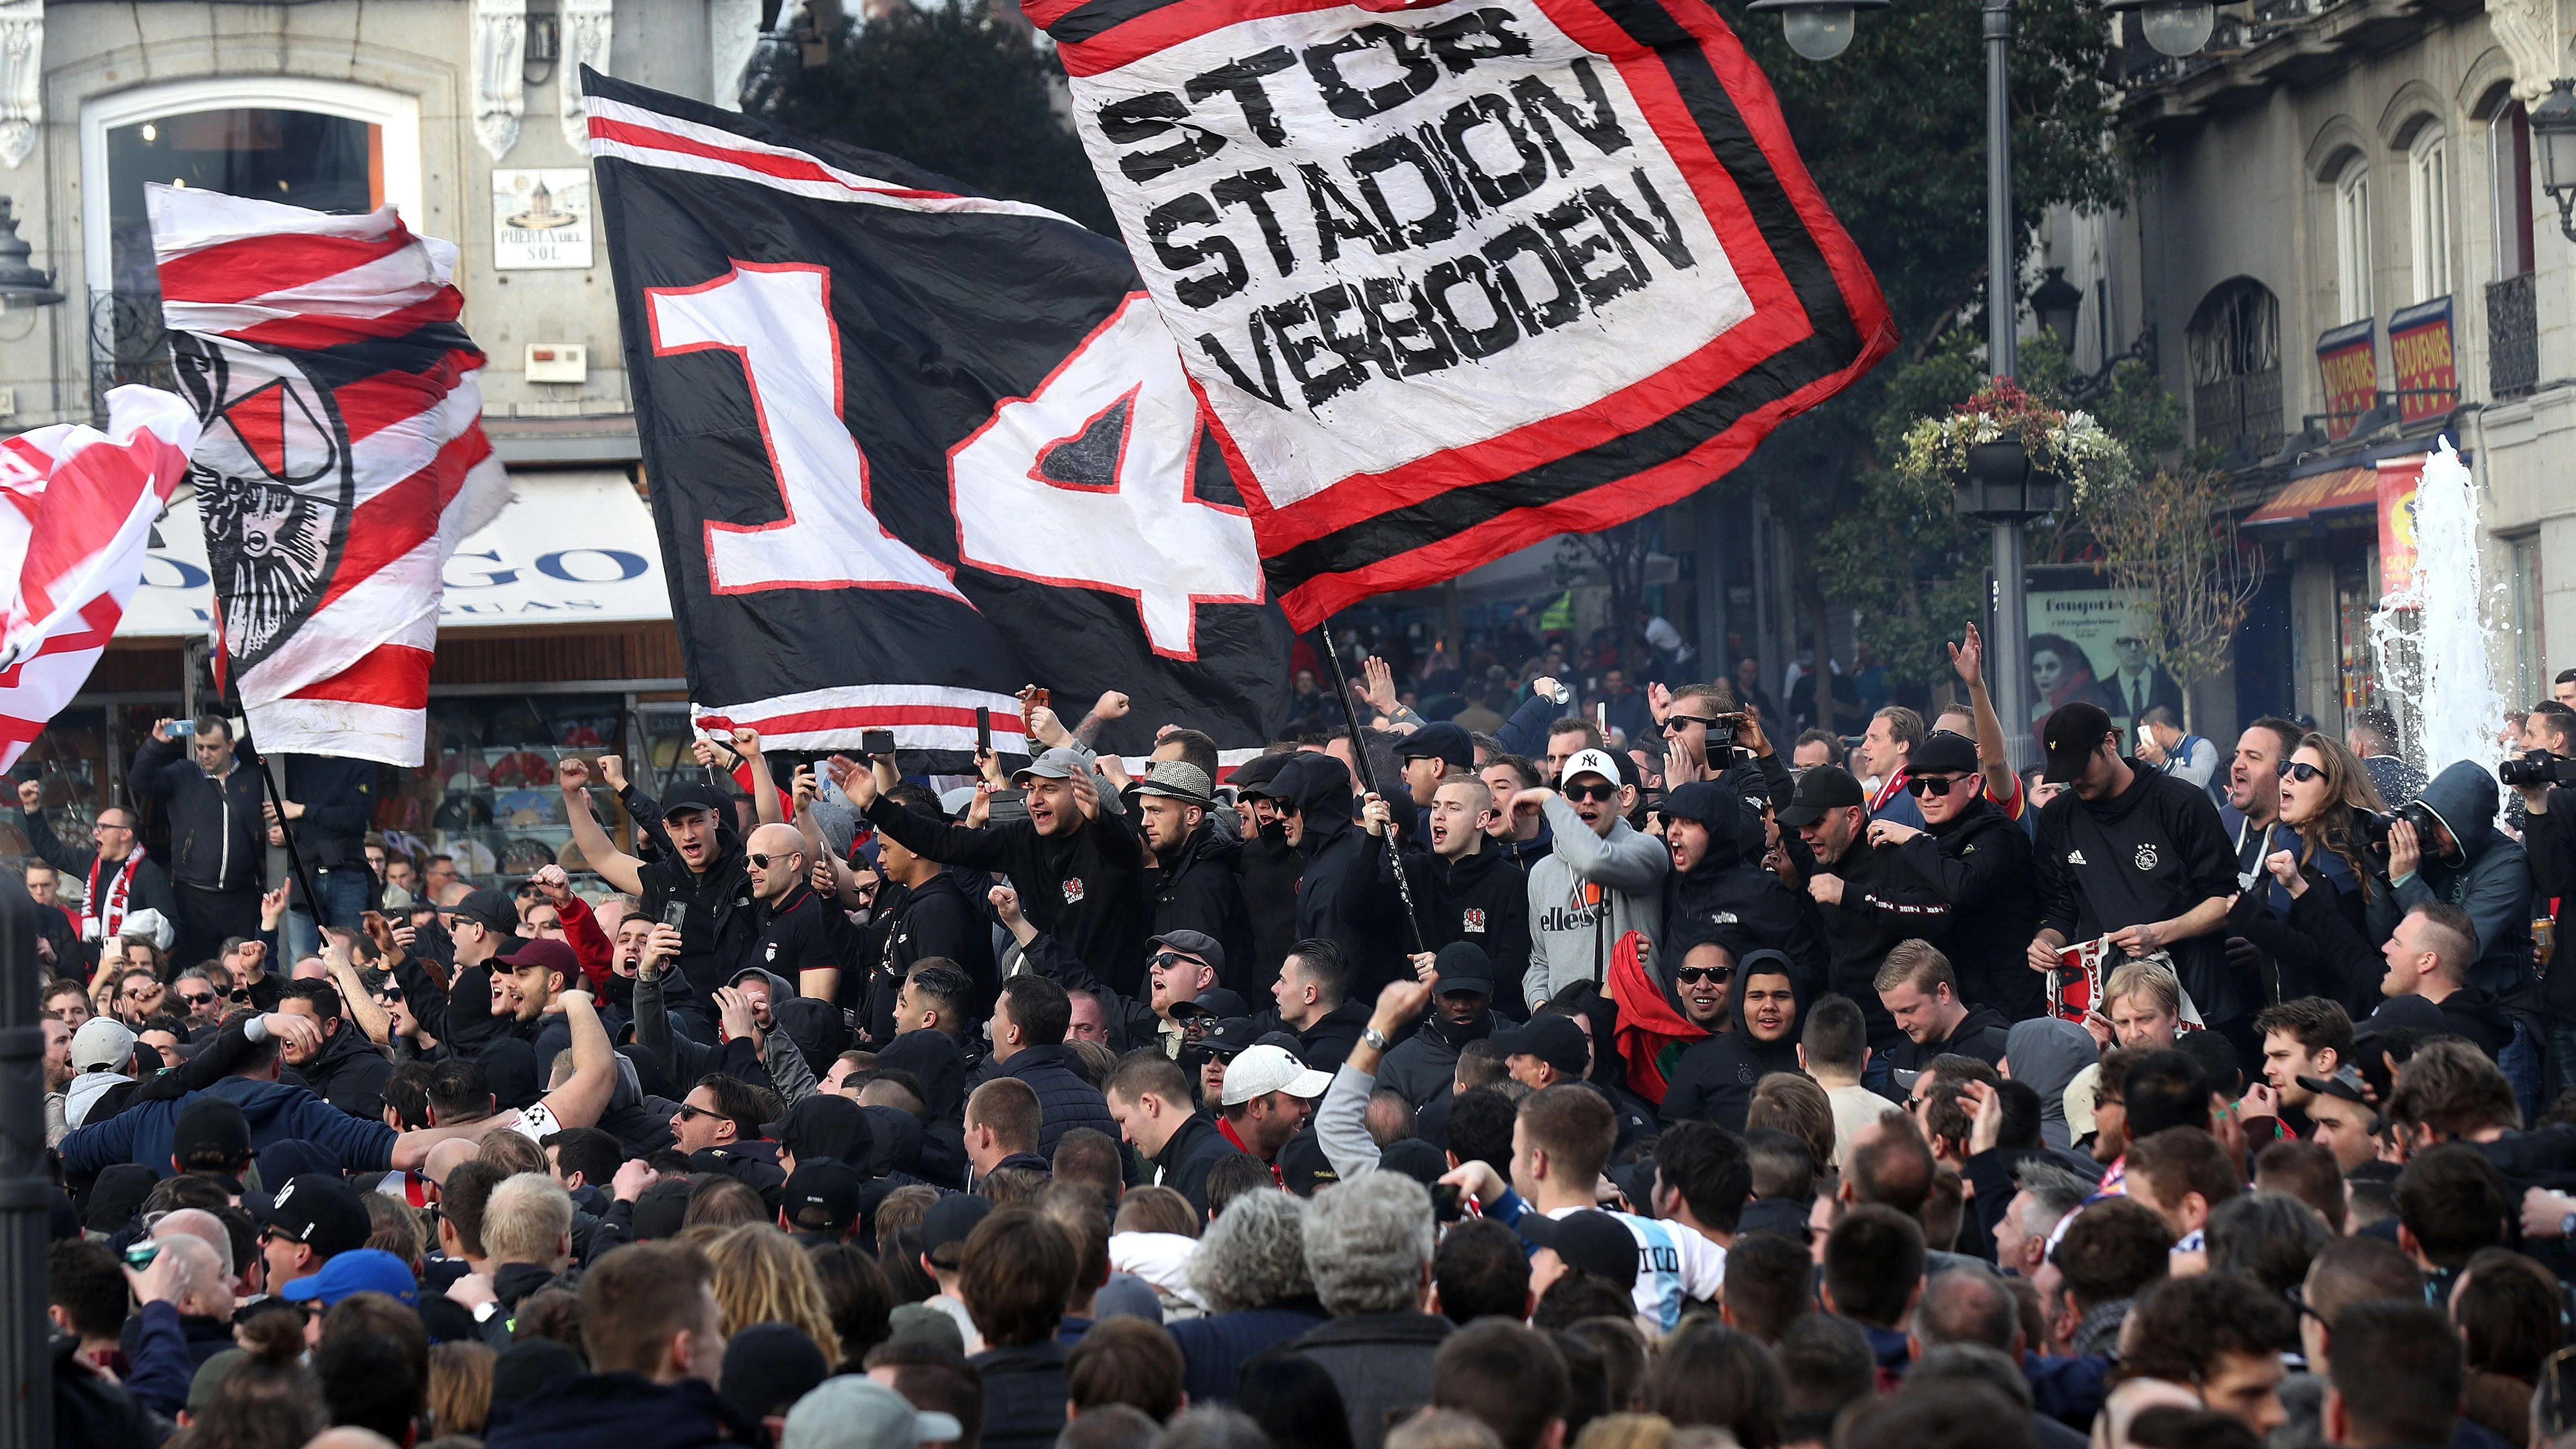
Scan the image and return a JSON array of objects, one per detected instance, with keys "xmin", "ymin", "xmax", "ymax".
[{"xmin": 584, "ymin": 70, "xmax": 1290, "ymax": 764}]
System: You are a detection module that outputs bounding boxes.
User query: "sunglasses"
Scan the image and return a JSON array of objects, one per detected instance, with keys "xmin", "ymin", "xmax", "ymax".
[
  {"xmin": 2276, "ymin": 760, "xmax": 2325, "ymax": 783},
  {"xmin": 374, "ymin": 986, "xmax": 403, "ymax": 1003},
  {"xmin": 1563, "ymin": 782, "xmax": 1621, "ymax": 803},
  {"xmin": 179, "ymin": 992, "xmax": 217, "ymax": 1007},
  {"xmin": 227, "ymin": 989, "xmax": 249, "ymax": 1003},
  {"xmin": 1149, "ymin": 951, "xmax": 1207, "ymax": 972},
  {"xmin": 1663, "ymin": 715, "xmax": 1723, "ymax": 733},
  {"xmin": 1675, "ymin": 966, "xmax": 1734, "ymax": 984},
  {"xmin": 672, "ymin": 1102, "xmax": 718, "ymax": 1122},
  {"xmin": 1906, "ymin": 774, "xmax": 1968, "ymax": 797},
  {"xmin": 748, "ymin": 852, "xmax": 798, "ymax": 870}
]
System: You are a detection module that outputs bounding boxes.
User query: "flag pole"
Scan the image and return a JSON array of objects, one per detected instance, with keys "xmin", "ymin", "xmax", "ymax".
[
  {"xmin": 1315, "ymin": 624, "xmax": 1428, "ymax": 956},
  {"xmin": 240, "ymin": 725, "xmax": 323, "ymax": 932}
]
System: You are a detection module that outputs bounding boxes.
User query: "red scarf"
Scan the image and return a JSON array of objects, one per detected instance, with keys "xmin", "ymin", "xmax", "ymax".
[
  {"xmin": 1868, "ymin": 768, "xmax": 1911, "ymax": 814},
  {"xmin": 1608, "ymin": 931, "xmax": 1709, "ymax": 1105},
  {"xmin": 81, "ymin": 846, "xmax": 145, "ymax": 943}
]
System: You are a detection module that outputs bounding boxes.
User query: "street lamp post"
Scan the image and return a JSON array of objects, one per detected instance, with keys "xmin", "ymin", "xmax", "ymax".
[{"xmin": 1736, "ymin": 0, "xmax": 2209, "ymax": 766}]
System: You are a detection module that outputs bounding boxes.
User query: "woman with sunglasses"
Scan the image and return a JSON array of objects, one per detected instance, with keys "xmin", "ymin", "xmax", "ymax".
[{"xmin": 2239, "ymin": 733, "xmax": 2394, "ymax": 1012}]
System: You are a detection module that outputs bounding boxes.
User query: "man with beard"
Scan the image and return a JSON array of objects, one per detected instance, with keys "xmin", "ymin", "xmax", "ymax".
[
  {"xmin": 1849, "ymin": 729, "xmax": 2042, "ymax": 1020},
  {"xmin": 276, "ymin": 977, "xmax": 394, "ymax": 1121},
  {"xmin": 16, "ymin": 781, "xmax": 177, "ymax": 971},
  {"xmin": 1786, "ymin": 767, "xmax": 1945, "ymax": 1064},
  {"xmin": 1659, "ymin": 947, "xmax": 1802, "ymax": 1130},
  {"xmin": 1659, "ymin": 780, "xmax": 1825, "ymax": 988},
  {"xmin": 849, "ymin": 746, "xmax": 1148, "ymax": 995},
  {"xmin": 562, "ymin": 757, "xmax": 757, "ymax": 1004},
  {"xmin": 1229, "ymin": 753, "xmax": 1309, "ymax": 989},
  {"xmin": 1352, "ymin": 778, "xmax": 1533, "ymax": 1002},
  {"xmin": 1373, "ymin": 942, "xmax": 1499, "ymax": 1110},
  {"xmin": 738, "ymin": 822, "xmax": 848, "ymax": 1002},
  {"xmin": 853, "ymin": 784, "xmax": 993, "ymax": 1047},
  {"xmin": 1135, "ymin": 762, "xmax": 1256, "ymax": 996}
]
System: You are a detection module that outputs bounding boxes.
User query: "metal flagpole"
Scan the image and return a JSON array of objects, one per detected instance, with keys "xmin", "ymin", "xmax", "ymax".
[{"xmin": 1315, "ymin": 625, "xmax": 1429, "ymax": 955}]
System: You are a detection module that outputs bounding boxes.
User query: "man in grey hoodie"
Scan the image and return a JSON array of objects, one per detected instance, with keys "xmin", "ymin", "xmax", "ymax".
[{"xmin": 1516, "ymin": 748, "xmax": 1669, "ymax": 1010}]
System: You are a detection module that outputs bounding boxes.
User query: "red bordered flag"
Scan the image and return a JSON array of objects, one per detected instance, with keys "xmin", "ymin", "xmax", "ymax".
[
  {"xmin": 148, "ymin": 187, "xmax": 512, "ymax": 765},
  {"xmin": 1028, "ymin": 0, "xmax": 1896, "ymax": 627},
  {"xmin": 0, "ymin": 388, "xmax": 201, "ymax": 771}
]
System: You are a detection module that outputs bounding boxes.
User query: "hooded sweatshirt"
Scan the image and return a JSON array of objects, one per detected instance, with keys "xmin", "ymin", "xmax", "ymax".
[
  {"xmin": 1524, "ymin": 795, "xmax": 1670, "ymax": 1008},
  {"xmin": 1151, "ymin": 820, "xmax": 1258, "ymax": 994},
  {"xmin": 1890, "ymin": 794, "xmax": 2046, "ymax": 1020},
  {"xmin": 1657, "ymin": 949, "xmax": 1806, "ymax": 1130},
  {"xmin": 1346, "ymin": 830, "xmax": 1535, "ymax": 992},
  {"xmin": 1274, "ymin": 755, "xmax": 1402, "ymax": 993},
  {"xmin": 64, "ymin": 1069, "xmax": 133, "ymax": 1130},
  {"xmin": 1879, "ymin": 1003, "xmax": 2012, "ymax": 1080},
  {"xmin": 61, "ymin": 1073, "xmax": 398, "ymax": 1180},
  {"xmin": 866, "ymin": 787, "xmax": 1148, "ymax": 995},
  {"xmin": 293, "ymin": 1018, "xmax": 395, "ymax": 1122},
  {"xmin": 2003, "ymin": 1017, "xmax": 2099, "ymax": 1151},
  {"xmin": 2394, "ymin": 762, "xmax": 2534, "ymax": 998},
  {"xmin": 1662, "ymin": 782, "xmax": 1828, "ymax": 993}
]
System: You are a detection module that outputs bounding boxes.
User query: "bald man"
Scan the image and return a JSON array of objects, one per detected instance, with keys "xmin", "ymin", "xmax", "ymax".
[{"xmin": 743, "ymin": 821, "xmax": 848, "ymax": 1002}]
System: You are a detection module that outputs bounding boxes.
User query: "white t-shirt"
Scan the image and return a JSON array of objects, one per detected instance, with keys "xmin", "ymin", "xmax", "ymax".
[{"xmin": 1544, "ymin": 1205, "xmax": 1725, "ymax": 1331}]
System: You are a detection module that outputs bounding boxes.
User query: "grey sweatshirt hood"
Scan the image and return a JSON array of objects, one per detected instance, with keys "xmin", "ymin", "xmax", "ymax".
[{"xmin": 2004, "ymin": 1017, "xmax": 2098, "ymax": 1150}]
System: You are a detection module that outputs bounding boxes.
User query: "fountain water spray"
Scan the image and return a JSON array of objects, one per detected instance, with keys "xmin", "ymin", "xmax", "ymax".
[{"xmin": 2369, "ymin": 439, "xmax": 2504, "ymax": 778}]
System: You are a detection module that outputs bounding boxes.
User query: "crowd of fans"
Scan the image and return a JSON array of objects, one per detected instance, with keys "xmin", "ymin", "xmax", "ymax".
[{"xmin": 18, "ymin": 621, "xmax": 2576, "ymax": 1449}]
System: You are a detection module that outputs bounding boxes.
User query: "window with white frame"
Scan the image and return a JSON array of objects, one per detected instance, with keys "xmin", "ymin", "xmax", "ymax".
[
  {"xmin": 2409, "ymin": 126, "xmax": 2451, "ymax": 302},
  {"xmin": 2336, "ymin": 159, "xmax": 2374, "ymax": 323}
]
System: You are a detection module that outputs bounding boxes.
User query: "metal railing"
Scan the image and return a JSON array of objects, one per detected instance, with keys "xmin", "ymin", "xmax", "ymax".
[
  {"xmin": 2193, "ymin": 366, "xmax": 2284, "ymax": 456},
  {"xmin": 2488, "ymin": 272, "xmax": 2539, "ymax": 400},
  {"xmin": 87, "ymin": 289, "xmax": 173, "ymax": 426}
]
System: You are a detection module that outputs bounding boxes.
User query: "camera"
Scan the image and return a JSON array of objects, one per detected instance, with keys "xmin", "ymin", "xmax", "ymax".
[
  {"xmin": 1706, "ymin": 715, "xmax": 1739, "ymax": 752},
  {"xmin": 2358, "ymin": 800, "xmax": 2442, "ymax": 858},
  {"xmin": 2499, "ymin": 749, "xmax": 2576, "ymax": 788}
]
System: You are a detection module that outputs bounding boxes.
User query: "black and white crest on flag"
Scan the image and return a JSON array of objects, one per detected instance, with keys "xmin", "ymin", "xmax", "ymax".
[
  {"xmin": 1021, "ymin": 0, "xmax": 1897, "ymax": 629},
  {"xmin": 583, "ymin": 70, "xmax": 1290, "ymax": 763}
]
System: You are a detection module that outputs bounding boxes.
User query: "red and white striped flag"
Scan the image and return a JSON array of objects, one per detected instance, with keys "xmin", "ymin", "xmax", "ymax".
[
  {"xmin": 149, "ymin": 186, "xmax": 511, "ymax": 765},
  {"xmin": 0, "ymin": 388, "xmax": 202, "ymax": 771}
]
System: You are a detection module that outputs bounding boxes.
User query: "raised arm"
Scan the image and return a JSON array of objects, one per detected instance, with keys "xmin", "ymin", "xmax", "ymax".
[
  {"xmin": 1950, "ymin": 624, "xmax": 2020, "ymax": 813},
  {"xmin": 535, "ymin": 990, "xmax": 616, "ymax": 1129},
  {"xmin": 737, "ymin": 728, "xmax": 783, "ymax": 827},
  {"xmin": 557, "ymin": 757, "xmax": 644, "ymax": 894},
  {"xmin": 322, "ymin": 934, "xmax": 393, "ymax": 1046}
]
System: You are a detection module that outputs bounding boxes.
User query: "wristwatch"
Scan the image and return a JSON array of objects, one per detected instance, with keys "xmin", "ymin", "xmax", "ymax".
[{"xmin": 1362, "ymin": 1026, "xmax": 1391, "ymax": 1052}]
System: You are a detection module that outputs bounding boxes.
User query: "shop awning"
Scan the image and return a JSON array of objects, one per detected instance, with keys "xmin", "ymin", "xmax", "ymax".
[
  {"xmin": 2242, "ymin": 466, "xmax": 2377, "ymax": 528},
  {"xmin": 118, "ymin": 470, "xmax": 669, "ymax": 639}
]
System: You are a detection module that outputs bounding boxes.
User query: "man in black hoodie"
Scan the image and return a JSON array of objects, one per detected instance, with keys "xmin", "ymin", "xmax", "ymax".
[
  {"xmin": 850, "ymin": 746, "xmax": 1149, "ymax": 995},
  {"xmin": 1872, "ymin": 939, "xmax": 2011, "ymax": 1086},
  {"xmin": 1350, "ymin": 777, "xmax": 1533, "ymax": 997},
  {"xmin": 1264, "ymin": 753, "xmax": 1398, "ymax": 995},
  {"xmin": 855, "ymin": 785, "xmax": 993, "ymax": 1045},
  {"xmin": 1136, "ymin": 761, "xmax": 1257, "ymax": 994},
  {"xmin": 1230, "ymin": 753, "xmax": 1309, "ymax": 987},
  {"xmin": 1258, "ymin": 938, "xmax": 1373, "ymax": 1074},
  {"xmin": 1660, "ymin": 780, "xmax": 1825, "ymax": 991},
  {"xmin": 276, "ymin": 978, "xmax": 394, "ymax": 1121},
  {"xmin": 1658, "ymin": 949, "xmax": 1803, "ymax": 1130},
  {"xmin": 1857, "ymin": 729, "xmax": 2044, "ymax": 1020},
  {"xmin": 563, "ymin": 759, "xmax": 758, "ymax": 1003}
]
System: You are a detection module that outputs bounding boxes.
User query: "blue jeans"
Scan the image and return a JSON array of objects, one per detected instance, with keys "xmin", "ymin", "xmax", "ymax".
[{"xmin": 284, "ymin": 867, "xmax": 372, "ymax": 962}]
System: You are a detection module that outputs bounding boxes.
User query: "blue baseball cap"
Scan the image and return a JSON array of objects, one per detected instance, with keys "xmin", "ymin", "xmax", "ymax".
[{"xmin": 278, "ymin": 1247, "xmax": 419, "ymax": 1308}]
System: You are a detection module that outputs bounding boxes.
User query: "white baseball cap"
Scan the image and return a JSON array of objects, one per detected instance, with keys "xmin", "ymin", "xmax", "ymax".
[
  {"xmin": 1219, "ymin": 1044, "xmax": 1331, "ymax": 1106},
  {"xmin": 1560, "ymin": 748, "xmax": 1624, "ymax": 787}
]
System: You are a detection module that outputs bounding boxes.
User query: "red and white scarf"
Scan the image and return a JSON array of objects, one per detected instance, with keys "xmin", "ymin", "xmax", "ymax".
[{"xmin": 81, "ymin": 844, "xmax": 145, "ymax": 943}]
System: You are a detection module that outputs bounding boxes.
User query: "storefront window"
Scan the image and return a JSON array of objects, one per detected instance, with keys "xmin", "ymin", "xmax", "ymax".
[
  {"xmin": 2335, "ymin": 555, "xmax": 2382, "ymax": 724},
  {"xmin": 2, "ymin": 708, "xmax": 115, "ymax": 872},
  {"xmin": 378, "ymin": 695, "xmax": 630, "ymax": 891}
]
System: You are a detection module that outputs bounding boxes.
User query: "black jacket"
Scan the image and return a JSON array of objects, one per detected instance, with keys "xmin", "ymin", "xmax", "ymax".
[
  {"xmin": 1286, "ymin": 998, "xmax": 1371, "ymax": 1075},
  {"xmin": 1879, "ymin": 1004, "xmax": 2013, "ymax": 1080},
  {"xmin": 2034, "ymin": 765, "xmax": 2243, "ymax": 1025},
  {"xmin": 128, "ymin": 737, "xmax": 265, "ymax": 892},
  {"xmin": 2528, "ymin": 789, "xmax": 2576, "ymax": 1022},
  {"xmin": 867, "ymin": 794, "xmax": 1148, "ymax": 995},
  {"xmin": 1811, "ymin": 840, "xmax": 1948, "ymax": 1046},
  {"xmin": 1662, "ymin": 782, "xmax": 1827, "ymax": 994},
  {"xmin": 296, "ymin": 1020, "xmax": 394, "ymax": 1121},
  {"xmin": 278, "ymin": 753, "xmax": 377, "ymax": 872},
  {"xmin": 1659, "ymin": 949, "xmax": 1808, "ymax": 1130},
  {"xmin": 482, "ymin": 1370, "xmax": 762, "ymax": 1449},
  {"xmin": 1145, "ymin": 1111, "xmax": 1249, "ymax": 1218},
  {"xmin": 1347, "ymin": 833, "xmax": 1534, "ymax": 994},
  {"xmin": 860, "ymin": 869, "xmax": 996, "ymax": 1044},
  {"xmin": 15, "ymin": 807, "xmax": 178, "ymax": 956},
  {"xmin": 971, "ymin": 1340, "xmax": 1073, "ymax": 1449},
  {"xmin": 1892, "ymin": 797, "xmax": 2045, "ymax": 1020},
  {"xmin": 1236, "ymin": 827, "xmax": 1307, "ymax": 993},
  {"xmin": 748, "ymin": 883, "xmax": 848, "ymax": 999},
  {"xmin": 634, "ymin": 826, "xmax": 760, "ymax": 1002},
  {"xmin": 995, "ymin": 1043, "xmax": 1119, "ymax": 1153},
  {"xmin": 1275, "ymin": 755, "xmax": 1402, "ymax": 995},
  {"xmin": 1016, "ymin": 929, "xmax": 1166, "ymax": 1056},
  {"xmin": 1152, "ymin": 821, "xmax": 1258, "ymax": 994}
]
